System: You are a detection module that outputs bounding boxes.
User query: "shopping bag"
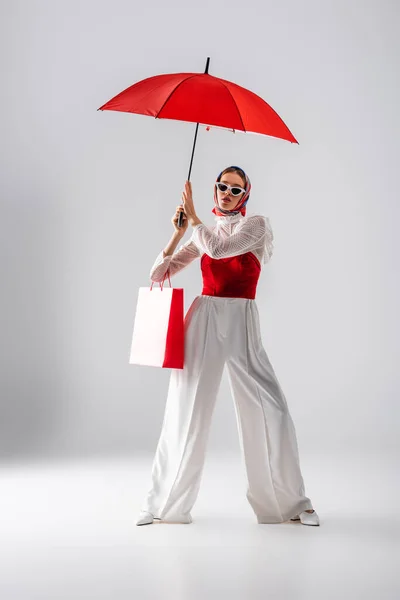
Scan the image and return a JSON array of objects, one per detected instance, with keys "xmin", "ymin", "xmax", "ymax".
[{"xmin": 129, "ymin": 271, "xmax": 184, "ymax": 369}]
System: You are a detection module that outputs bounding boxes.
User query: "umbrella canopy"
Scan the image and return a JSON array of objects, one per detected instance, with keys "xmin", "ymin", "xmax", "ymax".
[{"xmin": 98, "ymin": 64, "xmax": 297, "ymax": 144}]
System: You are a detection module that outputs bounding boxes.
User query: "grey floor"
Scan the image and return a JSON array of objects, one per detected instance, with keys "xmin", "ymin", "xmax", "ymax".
[{"xmin": 0, "ymin": 452, "xmax": 398, "ymax": 600}]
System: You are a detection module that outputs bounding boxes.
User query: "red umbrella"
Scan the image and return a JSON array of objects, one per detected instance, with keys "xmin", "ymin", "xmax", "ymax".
[{"xmin": 98, "ymin": 57, "xmax": 298, "ymax": 227}]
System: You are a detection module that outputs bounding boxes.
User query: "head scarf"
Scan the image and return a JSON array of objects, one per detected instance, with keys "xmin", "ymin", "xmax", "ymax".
[{"xmin": 212, "ymin": 166, "xmax": 251, "ymax": 217}]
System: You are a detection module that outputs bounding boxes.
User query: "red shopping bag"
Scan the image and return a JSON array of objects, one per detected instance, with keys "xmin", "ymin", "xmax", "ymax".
[{"xmin": 129, "ymin": 271, "xmax": 184, "ymax": 369}]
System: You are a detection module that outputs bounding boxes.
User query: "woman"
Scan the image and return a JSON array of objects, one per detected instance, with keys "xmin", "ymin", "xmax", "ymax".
[{"xmin": 136, "ymin": 166, "xmax": 319, "ymax": 527}]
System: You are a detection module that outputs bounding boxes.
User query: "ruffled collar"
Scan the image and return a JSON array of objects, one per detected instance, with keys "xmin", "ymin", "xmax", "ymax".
[{"xmin": 213, "ymin": 212, "xmax": 245, "ymax": 224}]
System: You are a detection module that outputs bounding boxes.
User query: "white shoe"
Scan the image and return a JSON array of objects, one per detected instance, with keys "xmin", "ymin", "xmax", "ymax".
[
  {"xmin": 136, "ymin": 510, "xmax": 154, "ymax": 526},
  {"xmin": 136, "ymin": 511, "xmax": 192, "ymax": 526},
  {"xmin": 290, "ymin": 510, "xmax": 320, "ymax": 526}
]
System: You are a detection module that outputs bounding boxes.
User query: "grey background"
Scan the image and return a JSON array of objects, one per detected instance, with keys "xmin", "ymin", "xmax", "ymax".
[{"xmin": 1, "ymin": 0, "xmax": 399, "ymax": 461}]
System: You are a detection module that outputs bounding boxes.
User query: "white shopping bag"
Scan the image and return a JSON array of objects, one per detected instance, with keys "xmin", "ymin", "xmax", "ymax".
[{"xmin": 129, "ymin": 272, "xmax": 184, "ymax": 369}]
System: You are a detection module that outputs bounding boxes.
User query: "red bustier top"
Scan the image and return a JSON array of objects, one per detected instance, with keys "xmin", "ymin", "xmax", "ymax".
[{"xmin": 200, "ymin": 251, "xmax": 261, "ymax": 300}]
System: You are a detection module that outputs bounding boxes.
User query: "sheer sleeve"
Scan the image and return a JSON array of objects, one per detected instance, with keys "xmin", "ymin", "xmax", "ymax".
[
  {"xmin": 149, "ymin": 239, "xmax": 201, "ymax": 282},
  {"xmin": 262, "ymin": 217, "xmax": 274, "ymax": 264},
  {"xmin": 190, "ymin": 215, "xmax": 273, "ymax": 262}
]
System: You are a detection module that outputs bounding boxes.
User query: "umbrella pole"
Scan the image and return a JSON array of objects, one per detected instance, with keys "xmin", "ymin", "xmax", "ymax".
[
  {"xmin": 187, "ymin": 56, "xmax": 209, "ymax": 182},
  {"xmin": 178, "ymin": 56, "xmax": 210, "ymax": 228},
  {"xmin": 187, "ymin": 122, "xmax": 199, "ymax": 182},
  {"xmin": 178, "ymin": 123, "xmax": 198, "ymax": 228},
  {"xmin": 178, "ymin": 121, "xmax": 198, "ymax": 228}
]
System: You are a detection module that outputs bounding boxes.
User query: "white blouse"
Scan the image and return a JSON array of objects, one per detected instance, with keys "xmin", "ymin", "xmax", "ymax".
[{"xmin": 149, "ymin": 212, "xmax": 274, "ymax": 283}]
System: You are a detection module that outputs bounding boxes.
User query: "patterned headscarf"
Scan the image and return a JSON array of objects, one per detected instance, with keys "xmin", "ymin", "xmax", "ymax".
[{"xmin": 212, "ymin": 166, "xmax": 251, "ymax": 217}]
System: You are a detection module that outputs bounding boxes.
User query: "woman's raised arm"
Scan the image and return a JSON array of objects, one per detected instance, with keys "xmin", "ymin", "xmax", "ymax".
[
  {"xmin": 189, "ymin": 215, "xmax": 273, "ymax": 260},
  {"xmin": 149, "ymin": 237, "xmax": 201, "ymax": 282}
]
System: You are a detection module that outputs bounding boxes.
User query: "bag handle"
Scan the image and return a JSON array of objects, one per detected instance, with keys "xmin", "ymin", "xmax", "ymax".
[{"xmin": 150, "ymin": 269, "xmax": 171, "ymax": 291}]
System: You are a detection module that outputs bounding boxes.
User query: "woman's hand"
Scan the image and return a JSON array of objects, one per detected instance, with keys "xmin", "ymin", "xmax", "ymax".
[
  {"xmin": 172, "ymin": 205, "xmax": 188, "ymax": 235},
  {"xmin": 182, "ymin": 181, "xmax": 201, "ymax": 226}
]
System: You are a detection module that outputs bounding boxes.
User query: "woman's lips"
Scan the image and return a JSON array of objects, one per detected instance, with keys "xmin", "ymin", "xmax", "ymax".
[{"xmin": 221, "ymin": 198, "xmax": 231, "ymax": 203}]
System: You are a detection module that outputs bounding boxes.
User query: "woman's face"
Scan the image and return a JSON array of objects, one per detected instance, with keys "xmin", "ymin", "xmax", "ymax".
[{"xmin": 216, "ymin": 172, "xmax": 246, "ymax": 211}]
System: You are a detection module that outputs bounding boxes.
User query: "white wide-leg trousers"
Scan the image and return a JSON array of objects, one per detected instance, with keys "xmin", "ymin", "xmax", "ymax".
[{"xmin": 141, "ymin": 295, "xmax": 314, "ymax": 523}]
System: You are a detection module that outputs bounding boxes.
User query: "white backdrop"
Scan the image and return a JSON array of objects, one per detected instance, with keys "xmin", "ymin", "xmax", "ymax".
[{"xmin": 1, "ymin": 0, "xmax": 399, "ymax": 461}]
